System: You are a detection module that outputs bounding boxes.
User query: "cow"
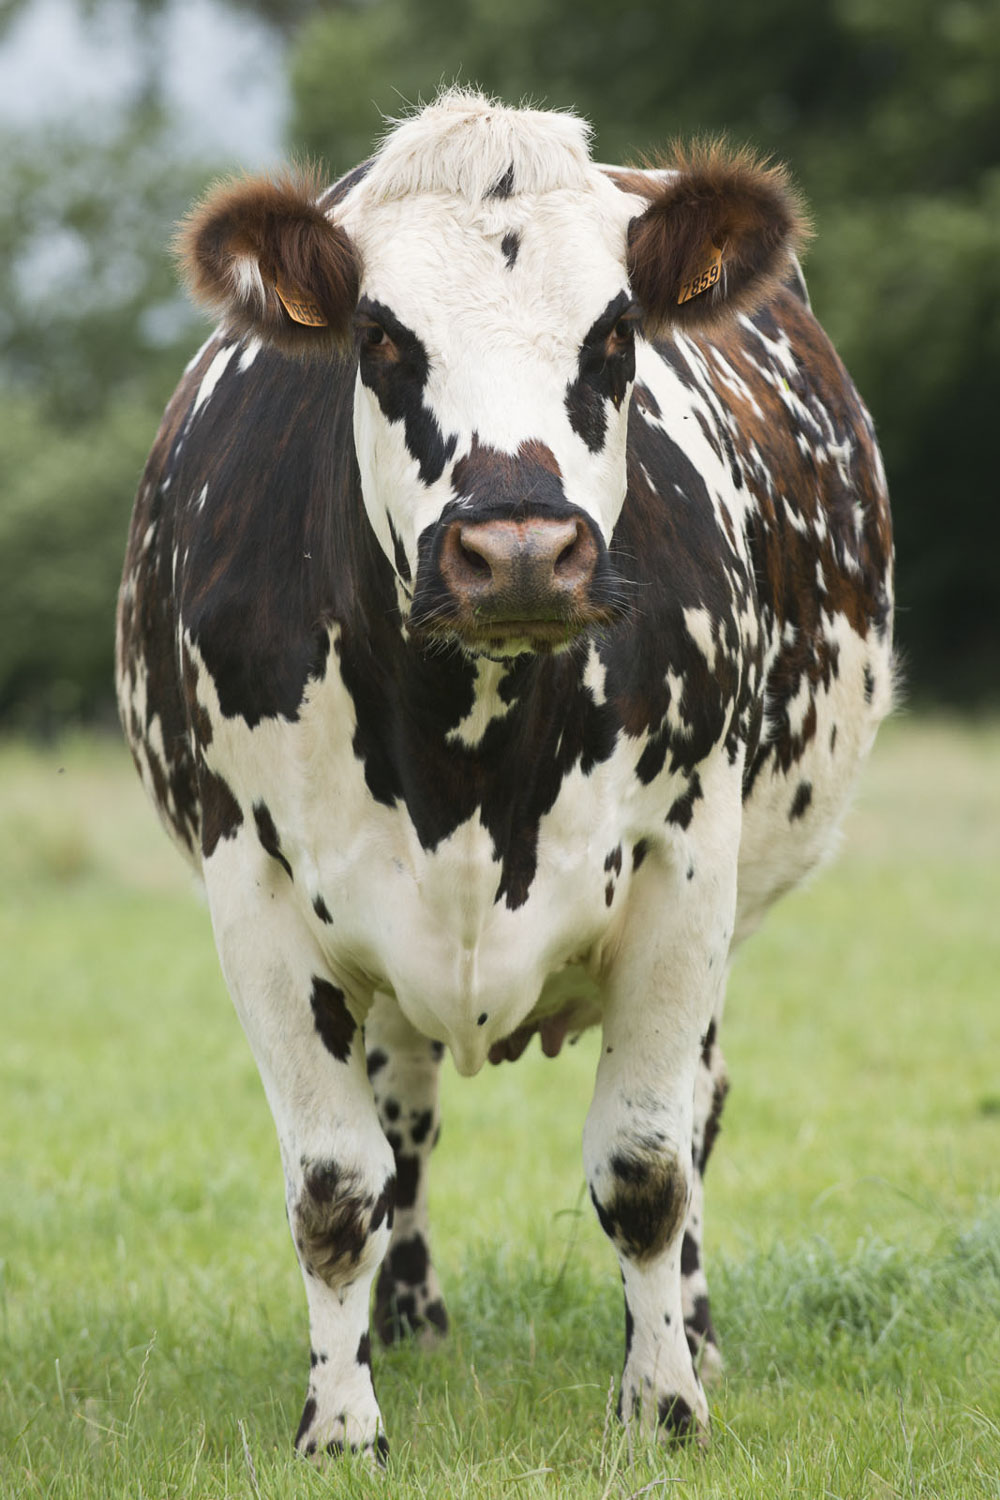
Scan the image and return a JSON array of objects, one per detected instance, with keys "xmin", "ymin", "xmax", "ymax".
[{"xmin": 116, "ymin": 88, "xmax": 893, "ymax": 1463}]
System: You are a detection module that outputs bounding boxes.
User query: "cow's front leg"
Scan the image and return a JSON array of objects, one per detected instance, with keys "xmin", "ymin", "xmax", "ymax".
[
  {"xmin": 365, "ymin": 992, "xmax": 449, "ymax": 1345},
  {"xmin": 584, "ymin": 809, "xmax": 737, "ymax": 1445},
  {"xmin": 205, "ymin": 856, "xmax": 394, "ymax": 1465}
]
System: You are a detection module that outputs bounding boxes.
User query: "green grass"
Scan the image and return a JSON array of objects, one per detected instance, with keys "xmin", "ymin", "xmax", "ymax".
[{"xmin": 2, "ymin": 719, "xmax": 999, "ymax": 1497}]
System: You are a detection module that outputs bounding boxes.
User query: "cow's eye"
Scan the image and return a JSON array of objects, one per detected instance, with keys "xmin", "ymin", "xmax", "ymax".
[
  {"xmin": 613, "ymin": 318, "xmax": 636, "ymax": 343},
  {"xmin": 364, "ymin": 325, "xmax": 385, "ymax": 347}
]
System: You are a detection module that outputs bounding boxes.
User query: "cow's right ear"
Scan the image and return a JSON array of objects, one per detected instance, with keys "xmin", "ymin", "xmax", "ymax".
[{"xmin": 175, "ymin": 169, "xmax": 359, "ymax": 356}]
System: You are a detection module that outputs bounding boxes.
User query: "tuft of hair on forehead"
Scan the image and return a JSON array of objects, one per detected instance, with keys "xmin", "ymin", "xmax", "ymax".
[{"xmin": 361, "ymin": 87, "xmax": 595, "ymax": 204}]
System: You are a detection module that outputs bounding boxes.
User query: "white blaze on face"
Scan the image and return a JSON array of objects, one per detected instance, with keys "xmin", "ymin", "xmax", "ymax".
[{"xmin": 336, "ymin": 101, "xmax": 644, "ymax": 574}]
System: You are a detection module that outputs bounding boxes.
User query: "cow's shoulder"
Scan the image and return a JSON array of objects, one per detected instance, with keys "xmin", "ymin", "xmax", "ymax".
[
  {"xmin": 116, "ymin": 339, "xmax": 231, "ymax": 859},
  {"xmin": 168, "ymin": 337, "xmax": 365, "ymax": 730},
  {"xmin": 676, "ymin": 287, "xmax": 892, "ymax": 791}
]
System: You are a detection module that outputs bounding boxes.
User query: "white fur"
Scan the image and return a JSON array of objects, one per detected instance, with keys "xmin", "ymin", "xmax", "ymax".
[{"xmin": 360, "ymin": 88, "xmax": 594, "ymax": 206}]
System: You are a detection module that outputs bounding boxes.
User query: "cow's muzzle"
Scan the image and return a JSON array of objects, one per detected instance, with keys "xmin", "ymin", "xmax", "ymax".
[{"xmin": 411, "ymin": 512, "xmax": 623, "ymax": 654}]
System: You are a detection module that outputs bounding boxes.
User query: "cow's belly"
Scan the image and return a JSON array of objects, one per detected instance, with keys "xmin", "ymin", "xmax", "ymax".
[{"xmin": 735, "ymin": 617, "xmax": 893, "ymax": 943}]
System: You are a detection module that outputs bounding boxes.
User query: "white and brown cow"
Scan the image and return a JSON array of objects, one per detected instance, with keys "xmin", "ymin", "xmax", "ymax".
[{"xmin": 116, "ymin": 90, "xmax": 893, "ymax": 1461}]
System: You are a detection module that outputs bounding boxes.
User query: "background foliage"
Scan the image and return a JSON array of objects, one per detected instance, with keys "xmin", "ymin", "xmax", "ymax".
[{"xmin": 1, "ymin": 0, "xmax": 997, "ymax": 724}]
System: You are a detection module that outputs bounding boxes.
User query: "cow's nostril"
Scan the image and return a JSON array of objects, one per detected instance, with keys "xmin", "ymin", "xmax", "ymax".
[
  {"xmin": 554, "ymin": 529, "xmax": 582, "ymax": 576},
  {"xmin": 459, "ymin": 541, "xmax": 492, "ymax": 577}
]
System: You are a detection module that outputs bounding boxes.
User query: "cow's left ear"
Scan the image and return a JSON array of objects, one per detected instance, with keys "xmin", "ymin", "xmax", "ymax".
[
  {"xmin": 624, "ymin": 143, "xmax": 810, "ymax": 336},
  {"xmin": 175, "ymin": 168, "xmax": 359, "ymax": 356}
]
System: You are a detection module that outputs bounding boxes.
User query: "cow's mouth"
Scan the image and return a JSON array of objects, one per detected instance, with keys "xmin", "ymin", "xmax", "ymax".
[{"xmin": 425, "ymin": 610, "xmax": 620, "ymax": 658}]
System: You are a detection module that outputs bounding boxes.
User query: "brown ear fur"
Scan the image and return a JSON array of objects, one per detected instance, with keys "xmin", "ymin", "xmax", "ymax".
[
  {"xmin": 623, "ymin": 142, "xmax": 811, "ymax": 336},
  {"xmin": 175, "ymin": 167, "xmax": 359, "ymax": 356}
]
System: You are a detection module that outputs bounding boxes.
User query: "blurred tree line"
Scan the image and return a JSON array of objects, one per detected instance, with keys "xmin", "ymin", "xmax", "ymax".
[{"xmin": 1, "ymin": 0, "xmax": 997, "ymax": 727}]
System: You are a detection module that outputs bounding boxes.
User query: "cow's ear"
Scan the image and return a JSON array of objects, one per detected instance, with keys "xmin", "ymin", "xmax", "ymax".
[
  {"xmin": 175, "ymin": 169, "xmax": 359, "ymax": 356},
  {"xmin": 624, "ymin": 143, "xmax": 810, "ymax": 337}
]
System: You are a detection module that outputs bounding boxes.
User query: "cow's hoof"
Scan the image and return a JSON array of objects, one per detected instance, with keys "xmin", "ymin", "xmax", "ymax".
[
  {"xmin": 655, "ymin": 1393, "xmax": 710, "ymax": 1449},
  {"xmin": 619, "ymin": 1379, "xmax": 710, "ymax": 1448},
  {"xmin": 295, "ymin": 1393, "xmax": 388, "ymax": 1467}
]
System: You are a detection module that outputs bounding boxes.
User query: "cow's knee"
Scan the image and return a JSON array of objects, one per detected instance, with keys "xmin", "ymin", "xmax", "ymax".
[
  {"xmin": 294, "ymin": 1158, "xmax": 395, "ymax": 1289},
  {"xmin": 588, "ymin": 1141, "xmax": 690, "ymax": 1265}
]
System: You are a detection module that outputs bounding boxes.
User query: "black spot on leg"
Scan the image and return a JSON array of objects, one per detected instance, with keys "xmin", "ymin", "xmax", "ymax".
[
  {"xmin": 295, "ymin": 1161, "xmax": 395, "ymax": 1288},
  {"xmin": 686, "ymin": 1293, "xmax": 718, "ymax": 1350},
  {"xmin": 423, "ymin": 1298, "xmax": 448, "ymax": 1333},
  {"xmin": 393, "ymin": 1154, "xmax": 420, "ymax": 1210},
  {"xmin": 253, "ymin": 800, "xmax": 292, "ymax": 879},
  {"xmin": 624, "ymin": 1298, "xmax": 635, "ymax": 1362},
  {"xmin": 310, "ymin": 976, "xmax": 356, "ymax": 1062},
  {"xmin": 657, "ymin": 1394, "xmax": 697, "ymax": 1440},
  {"xmin": 830, "ymin": 723, "xmax": 838, "ymax": 752},
  {"xmin": 605, "ymin": 881, "xmax": 615, "ymax": 907},
  {"xmin": 501, "ymin": 230, "xmax": 520, "ymax": 268},
  {"xmin": 699, "ymin": 1075, "xmax": 729, "ymax": 1175},
  {"xmin": 429, "ymin": 1041, "xmax": 445, "ymax": 1061},
  {"xmin": 700, "ymin": 1020, "xmax": 716, "ymax": 1066},
  {"xmin": 604, "ymin": 845, "xmax": 623, "ymax": 874},
  {"xmin": 295, "ymin": 1396, "xmax": 317, "ymax": 1447},
  {"xmin": 590, "ymin": 1185, "xmax": 615, "ymax": 1240},
  {"xmin": 383, "ymin": 1099, "xmax": 400, "ymax": 1122},
  {"xmin": 863, "ymin": 664, "xmax": 875, "ymax": 703},
  {"xmin": 477, "ymin": 1012, "xmax": 488, "ymax": 1026},
  {"xmin": 789, "ymin": 780, "xmax": 813, "ymax": 820},
  {"xmin": 356, "ymin": 1331, "xmax": 372, "ymax": 1369},
  {"xmin": 387, "ymin": 1233, "xmax": 429, "ymax": 1286},
  {"xmin": 680, "ymin": 1231, "xmax": 700, "ymax": 1277},
  {"xmin": 592, "ymin": 1150, "xmax": 688, "ymax": 1264},
  {"xmin": 366, "ymin": 1049, "xmax": 388, "ymax": 1078},
  {"xmin": 409, "ymin": 1109, "xmax": 434, "ymax": 1145},
  {"xmin": 632, "ymin": 838, "xmax": 649, "ymax": 870},
  {"xmin": 312, "ymin": 893, "xmax": 333, "ymax": 923},
  {"xmin": 368, "ymin": 1173, "xmax": 395, "ymax": 1235}
]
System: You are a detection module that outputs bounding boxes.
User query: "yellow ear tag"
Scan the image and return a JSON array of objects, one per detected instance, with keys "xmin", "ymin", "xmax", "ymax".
[
  {"xmin": 274, "ymin": 274, "xmax": 328, "ymax": 328},
  {"xmin": 677, "ymin": 244, "xmax": 723, "ymax": 305}
]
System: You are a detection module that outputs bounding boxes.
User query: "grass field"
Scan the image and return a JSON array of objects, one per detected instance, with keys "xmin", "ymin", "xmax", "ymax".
[{"xmin": 2, "ymin": 718, "xmax": 998, "ymax": 1498}]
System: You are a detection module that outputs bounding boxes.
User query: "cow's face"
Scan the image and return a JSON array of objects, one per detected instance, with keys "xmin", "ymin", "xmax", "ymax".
[
  {"xmin": 178, "ymin": 97, "xmax": 805, "ymax": 656},
  {"xmin": 341, "ymin": 178, "xmax": 643, "ymax": 655}
]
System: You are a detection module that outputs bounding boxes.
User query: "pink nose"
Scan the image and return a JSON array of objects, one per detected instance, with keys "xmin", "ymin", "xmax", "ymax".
[{"xmin": 439, "ymin": 516, "xmax": 597, "ymax": 615}]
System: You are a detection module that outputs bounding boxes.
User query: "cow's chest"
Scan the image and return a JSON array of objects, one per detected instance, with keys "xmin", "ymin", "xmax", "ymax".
[{"xmin": 199, "ymin": 640, "xmax": 662, "ymax": 1074}]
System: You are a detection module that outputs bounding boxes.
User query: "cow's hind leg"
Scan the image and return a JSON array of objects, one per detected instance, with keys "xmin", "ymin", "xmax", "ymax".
[
  {"xmin": 365, "ymin": 993, "xmax": 449, "ymax": 1345},
  {"xmin": 684, "ymin": 1014, "xmax": 729, "ymax": 1382},
  {"xmin": 204, "ymin": 852, "xmax": 394, "ymax": 1465}
]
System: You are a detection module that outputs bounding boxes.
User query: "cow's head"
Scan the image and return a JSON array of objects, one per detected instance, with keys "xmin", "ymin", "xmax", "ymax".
[{"xmin": 178, "ymin": 92, "xmax": 806, "ymax": 657}]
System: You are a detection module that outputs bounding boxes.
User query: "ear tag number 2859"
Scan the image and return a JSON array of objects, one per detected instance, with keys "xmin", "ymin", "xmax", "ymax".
[
  {"xmin": 274, "ymin": 274, "xmax": 329, "ymax": 328},
  {"xmin": 677, "ymin": 245, "xmax": 723, "ymax": 306}
]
